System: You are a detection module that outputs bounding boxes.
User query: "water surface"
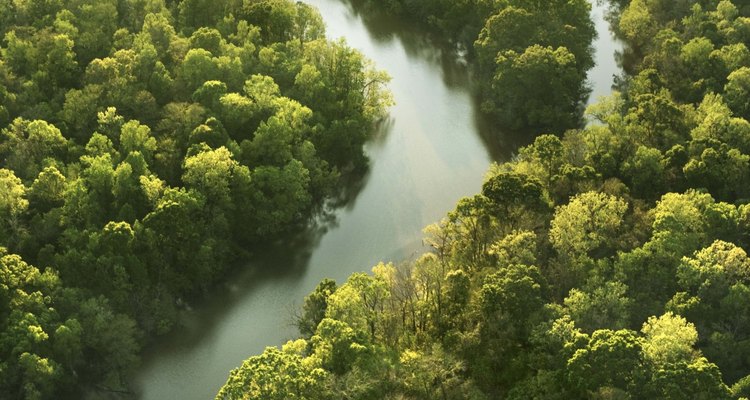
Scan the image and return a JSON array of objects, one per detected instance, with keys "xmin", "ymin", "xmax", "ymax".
[{"xmin": 134, "ymin": 1, "xmax": 621, "ymax": 398}]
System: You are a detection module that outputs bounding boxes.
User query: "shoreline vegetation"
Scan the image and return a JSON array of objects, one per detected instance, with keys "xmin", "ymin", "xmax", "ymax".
[
  {"xmin": 217, "ymin": 0, "xmax": 750, "ymax": 399},
  {"xmin": 348, "ymin": 0, "xmax": 597, "ymax": 133},
  {"xmin": 0, "ymin": 0, "xmax": 392, "ymax": 397},
  {"xmin": 4, "ymin": 0, "xmax": 750, "ymax": 399}
]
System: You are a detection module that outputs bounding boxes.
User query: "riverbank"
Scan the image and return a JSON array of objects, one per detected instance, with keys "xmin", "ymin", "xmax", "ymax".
[{"xmin": 134, "ymin": 1, "xmax": 621, "ymax": 398}]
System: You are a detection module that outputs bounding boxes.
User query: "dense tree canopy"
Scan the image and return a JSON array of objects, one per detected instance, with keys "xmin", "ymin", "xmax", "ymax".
[
  {"xmin": 8, "ymin": 0, "xmax": 750, "ymax": 398},
  {"xmin": 0, "ymin": 0, "xmax": 392, "ymax": 396}
]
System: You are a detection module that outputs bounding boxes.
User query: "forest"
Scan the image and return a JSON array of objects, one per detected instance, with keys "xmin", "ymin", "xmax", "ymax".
[
  {"xmin": 215, "ymin": 0, "xmax": 750, "ymax": 399},
  {"xmin": 4, "ymin": 0, "xmax": 750, "ymax": 399},
  {"xmin": 0, "ymin": 0, "xmax": 392, "ymax": 397}
]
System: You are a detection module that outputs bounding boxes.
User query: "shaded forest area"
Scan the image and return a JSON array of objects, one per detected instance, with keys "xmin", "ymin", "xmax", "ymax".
[
  {"xmin": 217, "ymin": 1, "xmax": 750, "ymax": 399},
  {"xmin": 0, "ymin": 0, "xmax": 392, "ymax": 397}
]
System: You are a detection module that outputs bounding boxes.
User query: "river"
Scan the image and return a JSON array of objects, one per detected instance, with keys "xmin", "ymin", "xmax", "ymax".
[{"xmin": 134, "ymin": 1, "xmax": 621, "ymax": 399}]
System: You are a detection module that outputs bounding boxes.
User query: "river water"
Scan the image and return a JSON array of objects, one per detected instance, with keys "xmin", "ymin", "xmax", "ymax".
[{"xmin": 134, "ymin": 1, "xmax": 621, "ymax": 399}]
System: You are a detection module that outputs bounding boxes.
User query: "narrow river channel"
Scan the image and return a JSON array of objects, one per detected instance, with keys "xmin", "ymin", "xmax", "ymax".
[{"xmin": 134, "ymin": 1, "xmax": 621, "ymax": 399}]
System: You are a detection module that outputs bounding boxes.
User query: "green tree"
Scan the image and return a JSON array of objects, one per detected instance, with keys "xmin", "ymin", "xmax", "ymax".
[
  {"xmin": 640, "ymin": 313, "xmax": 731, "ymax": 399},
  {"xmin": 473, "ymin": 264, "xmax": 545, "ymax": 392},
  {"xmin": 567, "ymin": 329, "xmax": 644, "ymax": 396},
  {"xmin": 564, "ymin": 281, "xmax": 631, "ymax": 333},
  {"xmin": 487, "ymin": 45, "xmax": 588, "ymax": 132},
  {"xmin": 669, "ymin": 240, "xmax": 750, "ymax": 383},
  {"xmin": 0, "ymin": 169, "xmax": 28, "ymax": 248},
  {"xmin": 311, "ymin": 318, "xmax": 369, "ymax": 375},
  {"xmin": 182, "ymin": 146, "xmax": 248, "ymax": 210},
  {"xmin": 0, "ymin": 119, "xmax": 67, "ymax": 181},
  {"xmin": 641, "ymin": 312, "xmax": 698, "ymax": 366},
  {"xmin": 550, "ymin": 191, "xmax": 628, "ymax": 260},
  {"xmin": 120, "ymin": 120, "xmax": 157, "ymax": 162},
  {"xmin": 482, "ymin": 171, "xmax": 549, "ymax": 231},
  {"xmin": 297, "ymin": 279, "xmax": 337, "ymax": 338},
  {"xmin": 325, "ymin": 270, "xmax": 390, "ymax": 342},
  {"xmin": 215, "ymin": 343, "xmax": 329, "ymax": 400},
  {"xmin": 28, "ymin": 167, "xmax": 66, "ymax": 212},
  {"xmin": 725, "ymin": 67, "xmax": 750, "ymax": 119}
]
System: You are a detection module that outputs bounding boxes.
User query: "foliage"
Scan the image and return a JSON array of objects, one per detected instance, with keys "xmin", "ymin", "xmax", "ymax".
[
  {"xmin": 220, "ymin": 1, "xmax": 750, "ymax": 398},
  {"xmin": 0, "ymin": 0, "xmax": 392, "ymax": 396}
]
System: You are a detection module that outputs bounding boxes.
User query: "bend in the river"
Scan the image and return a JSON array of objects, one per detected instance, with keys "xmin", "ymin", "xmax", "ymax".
[{"xmin": 133, "ymin": 1, "xmax": 622, "ymax": 399}]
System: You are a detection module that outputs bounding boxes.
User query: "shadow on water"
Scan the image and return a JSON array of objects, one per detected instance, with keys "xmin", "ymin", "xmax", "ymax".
[
  {"xmin": 134, "ymin": 165, "xmax": 373, "ymax": 385},
  {"xmin": 326, "ymin": 117, "xmax": 393, "ymax": 213},
  {"xmin": 137, "ymin": 224, "xmax": 320, "ymax": 362},
  {"xmin": 334, "ymin": 0, "xmax": 544, "ymax": 163},
  {"xmin": 339, "ymin": 0, "xmax": 472, "ymax": 89},
  {"xmin": 474, "ymin": 115, "xmax": 529, "ymax": 162}
]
